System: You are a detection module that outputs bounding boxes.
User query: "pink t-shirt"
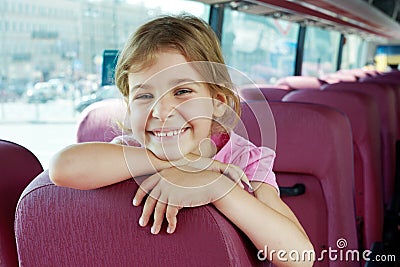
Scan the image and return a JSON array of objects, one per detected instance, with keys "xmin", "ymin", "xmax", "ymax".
[
  {"xmin": 212, "ymin": 132, "xmax": 278, "ymax": 193},
  {"xmin": 111, "ymin": 131, "xmax": 279, "ymax": 193}
]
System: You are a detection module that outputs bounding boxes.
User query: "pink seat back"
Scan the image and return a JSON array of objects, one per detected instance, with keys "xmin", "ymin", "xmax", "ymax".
[
  {"xmin": 238, "ymin": 101, "xmax": 358, "ymax": 267},
  {"xmin": 275, "ymin": 76, "xmax": 325, "ymax": 90},
  {"xmin": 15, "ymin": 171, "xmax": 263, "ymax": 266},
  {"xmin": 238, "ymin": 84, "xmax": 290, "ymax": 101},
  {"xmin": 0, "ymin": 140, "xmax": 43, "ymax": 267},
  {"xmin": 359, "ymin": 76, "xmax": 400, "ymax": 140},
  {"xmin": 282, "ymin": 90, "xmax": 383, "ymax": 250},
  {"xmin": 76, "ymin": 98, "xmax": 126, "ymax": 143},
  {"xmin": 338, "ymin": 69, "xmax": 368, "ymax": 79},
  {"xmin": 322, "ymin": 82, "xmax": 397, "ymax": 207},
  {"xmin": 321, "ymin": 73, "xmax": 357, "ymax": 82}
]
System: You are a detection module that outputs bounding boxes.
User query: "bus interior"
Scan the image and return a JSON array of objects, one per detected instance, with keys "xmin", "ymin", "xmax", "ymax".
[{"xmin": 1, "ymin": 0, "xmax": 400, "ymax": 266}]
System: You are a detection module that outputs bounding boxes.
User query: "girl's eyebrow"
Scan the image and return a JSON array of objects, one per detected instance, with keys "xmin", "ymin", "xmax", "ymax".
[
  {"xmin": 131, "ymin": 83, "xmax": 151, "ymax": 92},
  {"xmin": 131, "ymin": 78, "xmax": 198, "ymax": 92},
  {"xmin": 169, "ymin": 78, "xmax": 198, "ymax": 87}
]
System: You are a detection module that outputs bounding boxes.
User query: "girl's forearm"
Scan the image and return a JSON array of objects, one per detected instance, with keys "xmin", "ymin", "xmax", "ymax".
[
  {"xmin": 49, "ymin": 143, "xmax": 169, "ymax": 190},
  {"xmin": 212, "ymin": 185, "xmax": 314, "ymax": 267}
]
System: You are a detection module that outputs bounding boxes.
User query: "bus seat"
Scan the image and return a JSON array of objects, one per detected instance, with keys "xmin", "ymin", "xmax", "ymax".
[
  {"xmin": 282, "ymin": 90, "xmax": 384, "ymax": 250},
  {"xmin": 15, "ymin": 170, "xmax": 264, "ymax": 267},
  {"xmin": 320, "ymin": 77, "xmax": 341, "ymax": 84},
  {"xmin": 362, "ymin": 69, "xmax": 381, "ymax": 77},
  {"xmin": 360, "ymin": 76, "xmax": 400, "ymax": 140},
  {"xmin": 361, "ymin": 74, "xmax": 400, "ymax": 90},
  {"xmin": 238, "ymin": 101, "xmax": 358, "ymax": 267},
  {"xmin": 76, "ymin": 98, "xmax": 125, "ymax": 143},
  {"xmin": 323, "ymin": 82, "xmax": 397, "ymax": 208},
  {"xmin": 238, "ymin": 84, "xmax": 291, "ymax": 101},
  {"xmin": 338, "ymin": 69, "xmax": 369, "ymax": 79},
  {"xmin": 0, "ymin": 140, "xmax": 43, "ymax": 267},
  {"xmin": 320, "ymin": 73, "xmax": 358, "ymax": 82},
  {"xmin": 275, "ymin": 76, "xmax": 325, "ymax": 90},
  {"xmin": 382, "ymin": 70, "xmax": 400, "ymax": 78}
]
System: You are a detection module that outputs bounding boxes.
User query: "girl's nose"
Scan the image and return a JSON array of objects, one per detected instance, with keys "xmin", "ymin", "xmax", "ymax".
[{"xmin": 151, "ymin": 95, "xmax": 175, "ymax": 121}]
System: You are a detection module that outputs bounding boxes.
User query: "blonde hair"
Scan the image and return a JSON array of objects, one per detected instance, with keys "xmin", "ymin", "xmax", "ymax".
[{"xmin": 115, "ymin": 14, "xmax": 240, "ymax": 132}]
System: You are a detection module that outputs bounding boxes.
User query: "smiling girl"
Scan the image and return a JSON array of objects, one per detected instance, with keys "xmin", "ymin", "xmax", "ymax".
[{"xmin": 49, "ymin": 15, "xmax": 314, "ymax": 266}]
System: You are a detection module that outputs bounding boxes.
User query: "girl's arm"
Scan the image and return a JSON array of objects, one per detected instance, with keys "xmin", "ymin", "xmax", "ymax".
[
  {"xmin": 213, "ymin": 182, "xmax": 315, "ymax": 267},
  {"xmin": 49, "ymin": 142, "xmax": 170, "ymax": 190},
  {"xmin": 250, "ymin": 181, "xmax": 309, "ymax": 237}
]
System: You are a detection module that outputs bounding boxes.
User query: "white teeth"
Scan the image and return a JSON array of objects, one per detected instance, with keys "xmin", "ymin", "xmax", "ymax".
[{"xmin": 154, "ymin": 128, "xmax": 185, "ymax": 137}]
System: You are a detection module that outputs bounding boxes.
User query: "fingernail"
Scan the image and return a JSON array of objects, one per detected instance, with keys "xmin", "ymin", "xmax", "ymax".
[
  {"xmin": 167, "ymin": 226, "xmax": 172, "ymax": 234},
  {"xmin": 132, "ymin": 198, "xmax": 138, "ymax": 206},
  {"xmin": 139, "ymin": 217, "xmax": 144, "ymax": 226},
  {"xmin": 151, "ymin": 225, "xmax": 157, "ymax": 234}
]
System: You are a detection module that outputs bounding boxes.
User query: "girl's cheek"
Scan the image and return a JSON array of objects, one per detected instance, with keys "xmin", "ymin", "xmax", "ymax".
[
  {"xmin": 177, "ymin": 99, "xmax": 214, "ymax": 120},
  {"xmin": 129, "ymin": 110, "xmax": 148, "ymax": 140}
]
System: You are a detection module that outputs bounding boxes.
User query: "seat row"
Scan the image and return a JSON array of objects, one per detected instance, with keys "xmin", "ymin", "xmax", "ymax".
[{"xmin": 239, "ymin": 69, "xmax": 400, "ymax": 255}]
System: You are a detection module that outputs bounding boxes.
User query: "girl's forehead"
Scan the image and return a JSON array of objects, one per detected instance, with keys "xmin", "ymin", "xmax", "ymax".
[{"xmin": 128, "ymin": 56, "xmax": 210, "ymax": 91}]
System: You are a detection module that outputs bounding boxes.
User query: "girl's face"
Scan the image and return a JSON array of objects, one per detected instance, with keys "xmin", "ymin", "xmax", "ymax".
[{"xmin": 127, "ymin": 51, "xmax": 226, "ymax": 161}]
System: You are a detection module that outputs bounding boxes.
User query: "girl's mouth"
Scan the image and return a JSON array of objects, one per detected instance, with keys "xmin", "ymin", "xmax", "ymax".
[{"xmin": 151, "ymin": 127, "xmax": 189, "ymax": 138}]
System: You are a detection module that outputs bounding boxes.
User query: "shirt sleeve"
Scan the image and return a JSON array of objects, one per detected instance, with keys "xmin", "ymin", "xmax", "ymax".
[
  {"xmin": 110, "ymin": 135, "xmax": 142, "ymax": 147},
  {"xmin": 240, "ymin": 146, "xmax": 279, "ymax": 194}
]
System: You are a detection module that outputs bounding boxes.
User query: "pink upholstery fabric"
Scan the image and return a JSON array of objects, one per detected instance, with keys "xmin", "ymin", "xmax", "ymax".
[
  {"xmin": 275, "ymin": 76, "xmax": 325, "ymax": 90},
  {"xmin": 323, "ymin": 82, "xmax": 397, "ymax": 207},
  {"xmin": 15, "ymin": 171, "xmax": 264, "ymax": 267},
  {"xmin": 0, "ymin": 140, "xmax": 43, "ymax": 267},
  {"xmin": 320, "ymin": 73, "xmax": 357, "ymax": 82},
  {"xmin": 282, "ymin": 90, "xmax": 383, "ymax": 250},
  {"xmin": 360, "ymin": 75, "xmax": 400, "ymax": 140},
  {"xmin": 76, "ymin": 98, "xmax": 126, "ymax": 142},
  {"xmin": 239, "ymin": 101, "xmax": 358, "ymax": 267},
  {"xmin": 338, "ymin": 69, "xmax": 369, "ymax": 79},
  {"xmin": 238, "ymin": 84, "xmax": 291, "ymax": 101},
  {"xmin": 362, "ymin": 69, "xmax": 381, "ymax": 76}
]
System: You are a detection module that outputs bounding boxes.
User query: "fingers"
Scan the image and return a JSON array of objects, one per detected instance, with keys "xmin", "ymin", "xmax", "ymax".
[
  {"xmin": 133, "ymin": 174, "xmax": 160, "ymax": 206},
  {"xmin": 138, "ymin": 189, "xmax": 160, "ymax": 228},
  {"xmin": 139, "ymin": 197, "xmax": 180, "ymax": 234},
  {"xmin": 166, "ymin": 205, "xmax": 180, "ymax": 234},
  {"xmin": 133, "ymin": 187, "xmax": 147, "ymax": 206},
  {"xmin": 136, "ymin": 185, "xmax": 180, "ymax": 235},
  {"xmin": 151, "ymin": 201, "xmax": 167, "ymax": 234}
]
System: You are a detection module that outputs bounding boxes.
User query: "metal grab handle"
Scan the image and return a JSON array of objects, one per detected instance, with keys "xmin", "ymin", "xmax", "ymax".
[{"xmin": 279, "ymin": 183, "xmax": 305, "ymax": 197}]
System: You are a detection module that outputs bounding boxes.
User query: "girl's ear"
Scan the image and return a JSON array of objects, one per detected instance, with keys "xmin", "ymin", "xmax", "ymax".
[{"xmin": 212, "ymin": 91, "xmax": 228, "ymax": 118}]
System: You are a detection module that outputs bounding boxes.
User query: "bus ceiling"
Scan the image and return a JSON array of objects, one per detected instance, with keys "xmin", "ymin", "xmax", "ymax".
[{"xmin": 197, "ymin": 0, "xmax": 400, "ymax": 41}]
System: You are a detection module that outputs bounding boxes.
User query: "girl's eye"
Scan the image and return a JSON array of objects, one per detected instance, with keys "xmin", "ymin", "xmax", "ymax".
[
  {"xmin": 134, "ymin": 94, "xmax": 153, "ymax": 100},
  {"xmin": 175, "ymin": 88, "xmax": 192, "ymax": 96}
]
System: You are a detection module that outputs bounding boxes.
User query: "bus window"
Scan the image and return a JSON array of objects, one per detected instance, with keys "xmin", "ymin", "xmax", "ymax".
[
  {"xmin": 341, "ymin": 34, "xmax": 367, "ymax": 70},
  {"xmin": 301, "ymin": 25, "xmax": 341, "ymax": 76},
  {"xmin": 375, "ymin": 45, "xmax": 400, "ymax": 71},
  {"xmin": 221, "ymin": 9, "xmax": 299, "ymax": 84},
  {"xmin": 0, "ymin": 0, "xmax": 209, "ymax": 168}
]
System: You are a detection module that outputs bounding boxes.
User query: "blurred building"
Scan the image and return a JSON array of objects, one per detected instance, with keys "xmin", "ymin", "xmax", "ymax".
[{"xmin": 0, "ymin": 0, "xmax": 147, "ymax": 91}]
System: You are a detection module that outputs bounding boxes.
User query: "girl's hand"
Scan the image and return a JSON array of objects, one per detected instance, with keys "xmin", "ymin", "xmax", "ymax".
[
  {"xmin": 132, "ymin": 167, "xmax": 235, "ymax": 234},
  {"xmin": 171, "ymin": 154, "xmax": 251, "ymax": 190}
]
